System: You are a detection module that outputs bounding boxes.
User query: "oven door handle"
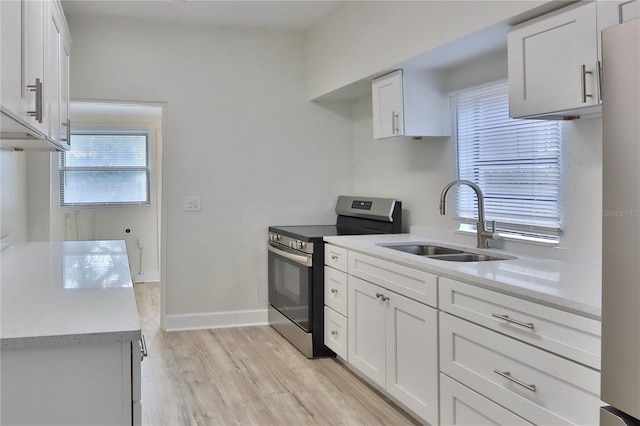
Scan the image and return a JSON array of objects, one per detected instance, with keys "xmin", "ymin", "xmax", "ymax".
[{"xmin": 268, "ymin": 245, "xmax": 312, "ymax": 267}]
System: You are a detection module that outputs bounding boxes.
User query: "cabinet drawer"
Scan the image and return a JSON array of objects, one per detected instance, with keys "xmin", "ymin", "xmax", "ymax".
[
  {"xmin": 440, "ymin": 374, "xmax": 533, "ymax": 426},
  {"xmin": 439, "ymin": 277, "xmax": 601, "ymax": 369},
  {"xmin": 348, "ymin": 251, "xmax": 437, "ymax": 307},
  {"xmin": 440, "ymin": 313, "xmax": 601, "ymax": 426},
  {"xmin": 325, "ymin": 245, "xmax": 348, "ymax": 272},
  {"xmin": 324, "ymin": 266, "xmax": 347, "ymax": 316},
  {"xmin": 324, "ymin": 306, "xmax": 347, "ymax": 359}
]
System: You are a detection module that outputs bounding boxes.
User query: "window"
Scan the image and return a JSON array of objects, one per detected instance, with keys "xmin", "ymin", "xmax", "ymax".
[
  {"xmin": 60, "ymin": 131, "xmax": 151, "ymax": 206},
  {"xmin": 453, "ymin": 81, "xmax": 562, "ymax": 242}
]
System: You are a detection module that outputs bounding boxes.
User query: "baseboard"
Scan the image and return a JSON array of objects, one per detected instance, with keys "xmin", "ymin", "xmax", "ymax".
[
  {"xmin": 132, "ymin": 270, "xmax": 160, "ymax": 284},
  {"xmin": 164, "ymin": 309, "xmax": 269, "ymax": 331}
]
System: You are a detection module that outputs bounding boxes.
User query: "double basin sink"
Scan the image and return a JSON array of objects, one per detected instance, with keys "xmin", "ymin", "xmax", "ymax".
[{"xmin": 378, "ymin": 243, "xmax": 514, "ymax": 262}]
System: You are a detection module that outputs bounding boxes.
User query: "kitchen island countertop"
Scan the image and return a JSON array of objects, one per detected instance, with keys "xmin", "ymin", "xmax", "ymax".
[
  {"xmin": 324, "ymin": 233, "xmax": 601, "ymax": 318},
  {"xmin": 1, "ymin": 240, "xmax": 141, "ymax": 349}
]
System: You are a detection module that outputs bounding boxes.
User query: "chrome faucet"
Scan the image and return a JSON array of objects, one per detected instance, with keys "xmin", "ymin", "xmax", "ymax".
[{"xmin": 439, "ymin": 180, "xmax": 495, "ymax": 249}]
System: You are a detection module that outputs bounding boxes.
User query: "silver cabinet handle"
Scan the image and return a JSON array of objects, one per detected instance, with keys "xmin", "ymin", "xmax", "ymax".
[
  {"xmin": 491, "ymin": 313, "xmax": 534, "ymax": 329},
  {"xmin": 375, "ymin": 292, "xmax": 383, "ymax": 299},
  {"xmin": 139, "ymin": 335, "xmax": 148, "ymax": 362},
  {"xmin": 391, "ymin": 111, "xmax": 399, "ymax": 134},
  {"xmin": 27, "ymin": 78, "xmax": 43, "ymax": 123},
  {"xmin": 331, "ymin": 330, "xmax": 338, "ymax": 336},
  {"xmin": 61, "ymin": 119, "xmax": 71, "ymax": 144},
  {"xmin": 331, "ymin": 255, "xmax": 338, "ymax": 261},
  {"xmin": 381, "ymin": 295, "xmax": 390, "ymax": 302},
  {"xmin": 493, "ymin": 369, "xmax": 536, "ymax": 392},
  {"xmin": 331, "ymin": 288, "xmax": 338, "ymax": 294},
  {"xmin": 597, "ymin": 60, "xmax": 603, "ymax": 102},
  {"xmin": 581, "ymin": 64, "xmax": 593, "ymax": 103}
]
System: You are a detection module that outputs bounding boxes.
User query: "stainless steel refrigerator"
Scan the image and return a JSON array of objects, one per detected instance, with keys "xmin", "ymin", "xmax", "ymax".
[{"xmin": 601, "ymin": 17, "xmax": 640, "ymax": 426}]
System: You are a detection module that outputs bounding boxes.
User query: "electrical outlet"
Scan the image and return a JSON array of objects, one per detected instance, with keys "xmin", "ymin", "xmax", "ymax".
[{"xmin": 183, "ymin": 196, "xmax": 201, "ymax": 211}]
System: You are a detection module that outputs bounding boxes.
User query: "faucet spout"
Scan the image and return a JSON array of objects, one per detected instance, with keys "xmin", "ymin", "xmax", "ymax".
[{"xmin": 439, "ymin": 180, "xmax": 495, "ymax": 248}]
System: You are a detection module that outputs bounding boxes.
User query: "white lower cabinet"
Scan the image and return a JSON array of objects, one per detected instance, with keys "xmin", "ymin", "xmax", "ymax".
[
  {"xmin": 348, "ymin": 275, "xmax": 438, "ymax": 425},
  {"xmin": 440, "ymin": 313, "xmax": 601, "ymax": 425},
  {"xmin": 1, "ymin": 339, "xmax": 142, "ymax": 426},
  {"xmin": 440, "ymin": 374, "xmax": 533, "ymax": 426}
]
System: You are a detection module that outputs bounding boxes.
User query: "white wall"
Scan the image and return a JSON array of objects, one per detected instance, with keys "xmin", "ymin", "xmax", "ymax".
[
  {"xmin": 352, "ymin": 50, "xmax": 603, "ymax": 253},
  {"xmin": 66, "ymin": 15, "xmax": 354, "ymax": 327},
  {"xmin": 0, "ymin": 151, "xmax": 28, "ymax": 247},
  {"xmin": 307, "ymin": 0, "xmax": 557, "ymax": 99}
]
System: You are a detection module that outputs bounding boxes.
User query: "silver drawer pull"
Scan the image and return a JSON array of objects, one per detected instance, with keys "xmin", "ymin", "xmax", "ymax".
[
  {"xmin": 331, "ymin": 288, "xmax": 338, "ymax": 294},
  {"xmin": 331, "ymin": 255, "xmax": 338, "ymax": 260},
  {"xmin": 331, "ymin": 330, "xmax": 338, "ymax": 336},
  {"xmin": 375, "ymin": 292, "xmax": 383, "ymax": 299},
  {"xmin": 381, "ymin": 295, "xmax": 389, "ymax": 302},
  {"xmin": 491, "ymin": 313, "xmax": 534, "ymax": 329},
  {"xmin": 493, "ymin": 369, "xmax": 536, "ymax": 392}
]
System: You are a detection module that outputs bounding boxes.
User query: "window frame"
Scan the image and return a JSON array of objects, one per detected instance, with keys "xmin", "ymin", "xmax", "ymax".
[
  {"xmin": 59, "ymin": 129, "xmax": 152, "ymax": 208},
  {"xmin": 452, "ymin": 79, "xmax": 563, "ymax": 243}
]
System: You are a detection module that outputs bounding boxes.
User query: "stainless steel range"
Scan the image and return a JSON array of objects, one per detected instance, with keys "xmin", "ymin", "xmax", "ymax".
[{"xmin": 267, "ymin": 196, "xmax": 402, "ymax": 358}]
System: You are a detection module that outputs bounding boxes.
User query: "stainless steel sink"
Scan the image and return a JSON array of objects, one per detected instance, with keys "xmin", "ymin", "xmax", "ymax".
[
  {"xmin": 427, "ymin": 253, "xmax": 508, "ymax": 262},
  {"xmin": 380, "ymin": 243, "xmax": 511, "ymax": 262},
  {"xmin": 386, "ymin": 244, "xmax": 464, "ymax": 256}
]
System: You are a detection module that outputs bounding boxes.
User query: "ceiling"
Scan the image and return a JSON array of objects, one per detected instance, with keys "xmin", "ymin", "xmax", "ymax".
[{"xmin": 61, "ymin": 0, "xmax": 345, "ymax": 30}]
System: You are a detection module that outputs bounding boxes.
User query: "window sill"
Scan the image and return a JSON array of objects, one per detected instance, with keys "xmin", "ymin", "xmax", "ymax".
[{"xmin": 454, "ymin": 228, "xmax": 559, "ymax": 248}]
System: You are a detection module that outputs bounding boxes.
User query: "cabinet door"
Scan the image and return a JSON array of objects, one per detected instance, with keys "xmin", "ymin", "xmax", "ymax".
[
  {"xmin": 372, "ymin": 70, "xmax": 404, "ymax": 139},
  {"xmin": 0, "ymin": 0, "xmax": 27, "ymax": 116},
  {"xmin": 440, "ymin": 374, "xmax": 533, "ymax": 426},
  {"xmin": 324, "ymin": 306, "xmax": 348, "ymax": 359},
  {"xmin": 348, "ymin": 276, "xmax": 386, "ymax": 388},
  {"xmin": 24, "ymin": 0, "xmax": 46, "ymax": 133},
  {"xmin": 44, "ymin": 1, "xmax": 63, "ymax": 145},
  {"xmin": 508, "ymin": 2, "xmax": 599, "ymax": 118},
  {"xmin": 59, "ymin": 28, "xmax": 70, "ymax": 148},
  {"xmin": 385, "ymin": 291, "xmax": 438, "ymax": 425}
]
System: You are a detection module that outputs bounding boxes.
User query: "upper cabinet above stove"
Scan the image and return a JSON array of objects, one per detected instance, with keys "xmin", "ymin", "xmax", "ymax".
[
  {"xmin": 507, "ymin": 0, "xmax": 639, "ymax": 120},
  {"xmin": 371, "ymin": 69, "xmax": 450, "ymax": 140}
]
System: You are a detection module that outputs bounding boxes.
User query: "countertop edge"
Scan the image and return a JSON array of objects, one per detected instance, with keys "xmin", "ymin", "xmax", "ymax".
[{"xmin": 0, "ymin": 329, "xmax": 142, "ymax": 350}]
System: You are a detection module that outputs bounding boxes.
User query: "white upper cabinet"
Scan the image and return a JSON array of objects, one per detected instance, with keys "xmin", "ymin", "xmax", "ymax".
[
  {"xmin": 0, "ymin": 0, "xmax": 71, "ymax": 151},
  {"xmin": 508, "ymin": 2, "xmax": 600, "ymax": 119},
  {"xmin": 371, "ymin": 69, "xmax": 450, "ymax": 139},
  {"xmin": 508, "ymin": 0, "xmax": 629, "ymax": 120},
  {"xmin": 1, "ymin": 0, "xmax": 28, "ymax": 117},
  {"xmin": 44, "ymin": 0, "xmax": 71, "ymax": 149}
]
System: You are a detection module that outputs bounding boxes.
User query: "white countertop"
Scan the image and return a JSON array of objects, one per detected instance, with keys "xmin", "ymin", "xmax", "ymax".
[
  {"xmin": 1, "ymin": 240, "xmax": 141, "ymax": 349},
  {"xmin": 324, "ymin": 233, "xmax": 602, "ymax": 318}
]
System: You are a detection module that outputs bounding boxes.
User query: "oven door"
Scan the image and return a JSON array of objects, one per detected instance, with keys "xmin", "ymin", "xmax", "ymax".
[{"xmin": 268, "ymin": 243, "xmax": 313, "ymax": 332}]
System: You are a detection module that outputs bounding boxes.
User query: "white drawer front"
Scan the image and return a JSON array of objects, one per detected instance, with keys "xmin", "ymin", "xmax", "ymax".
[
  {"xmin": 440, "ymin": 313, "xmax": 601, "ymax": 426},
  {"xmin": 439, "ymin": 277, "xmax": 601, "ymax": 369},
  {"xmin": 348, "ymin": 251, "xmax": 437, "ymax": 307},
  {"xmin": 324, "ymin": 267, "xmax": 347, "ymax": 316},
  {"xmin": 440, "ymin": 374, "xmax": 533, "ymax": 426},
  {"xmin": 324, "ymin": 306, "xmax": 347, "ymax": 359},
  {"xmin": 325, "ymin": 245, "xmax": 348, "ymax": 272}
]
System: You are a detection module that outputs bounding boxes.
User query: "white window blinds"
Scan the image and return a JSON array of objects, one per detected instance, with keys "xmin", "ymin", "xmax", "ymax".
[
  {"xmin": 60, "ymin": 132, "xmax": 151, "ymax": 206},
  {"xmin": 454, "ymin": 81, "xmax": 562, "ymax": 239}
]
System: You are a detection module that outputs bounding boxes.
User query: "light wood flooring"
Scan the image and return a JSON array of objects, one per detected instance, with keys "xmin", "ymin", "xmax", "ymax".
[{"xmin": 133, "ymin": 283, "xmax": 420, "ymax": 426}]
